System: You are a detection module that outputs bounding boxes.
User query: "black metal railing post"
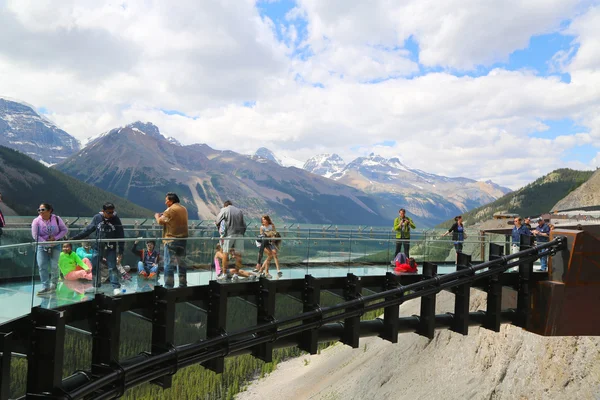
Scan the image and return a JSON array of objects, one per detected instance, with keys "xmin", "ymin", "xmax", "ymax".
[
  {"xmin": 150, "ymin": 286, "xmax": 177, "ymax": 388},
  {"xmin": 252, "ymin": 278, "xmax": 277, "ymax": 362},
  {"xmin": 0, "ymin": 332, "xmax": 12, "ymax": 400},
  {"xmin": 205, "ymin": 281, "xmax": 227, "ymax": 373},
  {"xmin": 483, "ymin": 243, "xmax": 504, "ymax": 332},
  {"xmin": 26, "ymin": 307, "xmax": 66, "ymax": 396},
  {"xmin": 342, "ymin": 274, "xmax": 362, "ymax": 348},
  {"xmin": 451, "ymin": 253, "xmax": 472, "ymax": 335},
  {"xmin": 417, "ymin": 262, "xmax": 438, "ymax": 339},
  {"xmin": 380, "ymin": 272, "xmax": 401, "ymax": 343},
  {"xmin": 299, "ymin": 275, "xmax": 321, "ymax": 354},
  {"xmin": 90, "ymin": 294, "xmax": 124, "ymax": 396},
  {"xmin": 516, "ymin": 234, "xmax": 535, "ymax": 329}
]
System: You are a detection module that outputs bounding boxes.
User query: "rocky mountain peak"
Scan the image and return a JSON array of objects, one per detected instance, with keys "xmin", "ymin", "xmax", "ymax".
[
  {"xmin": 254, "ymin": 147, "xmax": 282, "ymax": 166},
  {"xmin": 0, "ymin": 97, "xmax": 80, "ymax": 165},
  {"xmin": 126, "ymin": 121, "xmax": 164, "ymax": 140},
  {"xmin": 303, "ymin": 153, "xmax": 346, "ymax": 178}
]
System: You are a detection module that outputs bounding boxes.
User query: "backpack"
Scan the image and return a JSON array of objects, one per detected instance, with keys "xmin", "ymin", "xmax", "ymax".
[{"xmin": 273, "ymin": 231, "xmax": 282, "ymax": 248}]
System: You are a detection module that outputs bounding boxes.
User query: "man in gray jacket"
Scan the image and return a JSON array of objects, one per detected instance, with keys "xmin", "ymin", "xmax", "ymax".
[{"xmin": 215, "ymin": 200, "xmax": 247, "ymax": 272}]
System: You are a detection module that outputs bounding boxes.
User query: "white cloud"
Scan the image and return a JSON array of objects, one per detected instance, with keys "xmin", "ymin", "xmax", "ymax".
[
  {"xmin": 1, "ymin": 0, "xmax": 600, "ymax": 190},
  {"xmin": 294, "ymin": 0, "xmax": 582, "ymax": 70}
]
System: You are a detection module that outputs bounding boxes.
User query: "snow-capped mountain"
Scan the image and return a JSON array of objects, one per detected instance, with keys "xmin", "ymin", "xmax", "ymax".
[
  {"xmin": 303, "ymin": 153, "xmax": 346, "ymax": 178},
  {"xmin": 0, "ymin": 97, "xmax": 80, "ymax": 165},
  {"xmin": 330, "ymin": 153, "xmax": 511, "ymax": 212},
  {"xmin": 84, "ymin": 121, "xmax": 168, "ymax": 147},
  {"xmin": 252, "ymin": 147, "xmax": 304, "ymax": 168}
]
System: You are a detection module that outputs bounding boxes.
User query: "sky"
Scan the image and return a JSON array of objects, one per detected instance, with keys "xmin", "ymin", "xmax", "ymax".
[{"xmin": 1, "ymin": 0, "xmax": 600, "ymax": 189}]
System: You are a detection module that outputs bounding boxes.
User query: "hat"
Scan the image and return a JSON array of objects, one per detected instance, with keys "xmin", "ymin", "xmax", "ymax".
[{"xmin": 537, "ymin": 217, "xmax": 544, "ymax": 221}]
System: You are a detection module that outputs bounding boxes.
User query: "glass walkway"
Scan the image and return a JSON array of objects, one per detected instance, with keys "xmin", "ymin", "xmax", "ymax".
[{"xmin": 0, "ymin": 221, "xmax": 532, "ymax": 324}]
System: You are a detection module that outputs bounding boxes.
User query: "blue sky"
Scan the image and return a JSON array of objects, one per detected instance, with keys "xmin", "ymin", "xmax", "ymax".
[{"xmin": 253, "ymin": 0, "xmax": 595, "ymax": 172}]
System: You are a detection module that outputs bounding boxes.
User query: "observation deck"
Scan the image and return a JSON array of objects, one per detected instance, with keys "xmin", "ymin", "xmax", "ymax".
[{"xmin": 0, "ymin": 219, "xmax": 598, "ymax": 399}]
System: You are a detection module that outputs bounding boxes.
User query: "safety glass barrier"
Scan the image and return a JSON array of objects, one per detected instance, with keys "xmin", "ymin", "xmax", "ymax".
[{"xmin": 0, "ymin": 228, "xmax": 524, "ymax": 325}]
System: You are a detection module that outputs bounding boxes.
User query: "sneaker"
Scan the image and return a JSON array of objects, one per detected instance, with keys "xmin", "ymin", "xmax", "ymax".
[
  {"xmin": 266, "ymin": 273, "xmax": 272, "ymax": 279},
  {"xmin": 249, "ymin": 274, "xmax": 257, "ymax": 281},
  {"xmin": 139, "ymin": 271, "xmax": 148, "ymax": 278},
  {"xmin": 122, "ymin": 273, "xmax": 132, "ymax": 281},
  {"xmin": 277, "ymin": 271, "xmax": 283, "ymax": 276},
  {"xmin": 232, "ymin": 274, "xmax": 239, "ymax": 281},
  {"xmin": 36, "ymin": 287, "xmax": 55, "ymax": 296},
  {"xmin": 113, "ymin": 288, "xmax": 122, "ymax": 296},
  {"xmin": 148, "ymin": 272, "xmax": 157, "ymax": 279},
  {"xmin": 253, "ymin": 268, "xmax": 259, "ymax": 273}
]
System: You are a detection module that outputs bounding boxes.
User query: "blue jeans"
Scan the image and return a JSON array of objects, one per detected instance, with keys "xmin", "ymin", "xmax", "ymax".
[
  {"xmin": 92, "ymin": 247, "xmax": 120, "ymax": 288},
  {"xmin": 164, "ymin": 240, "xmax": 187, "ymax": 288},
  {"xmin": 539, "ymin": 249, "xmax": 549, "ymax": 271},
  {"xmin": 137, "ymin": 261, "xmax": 158, "ymax": 275},
  {"xmin": 36, "ymin": 245, "xmax": 60, "ymax": 289}
]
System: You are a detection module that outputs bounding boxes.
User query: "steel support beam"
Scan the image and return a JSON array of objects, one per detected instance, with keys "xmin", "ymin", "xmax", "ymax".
[
  {"xmin": 299, "ymin": 275, "xmax": 321, "ymax": 354},
  {"xmin": 417, "ymin": 263, "xmax": 438, "ymax": 339},
  {"xmin": 451, "ymin": 253, "xmax": 472, "ymax": 335},
  {"xmin": 342, "ymin": 274, "xmax": 362, "ymax": 348},
  {"xmin": 205, "ymin": 281, "xmax": 227, "ymax": 373},
  {"xmin": 0, "ymin": 333, "xmax": 11, "ymax": 400},
  {"xmin": 150, "ymin": 287, "xmax": 177, "ymax": 388},
  {"xmin": 26, "ymin": 307, "xmax": 66, "ymax": 397},
  {"xmin": 252, "ymin": 278, "xmax": 277, "ymax": 362}
]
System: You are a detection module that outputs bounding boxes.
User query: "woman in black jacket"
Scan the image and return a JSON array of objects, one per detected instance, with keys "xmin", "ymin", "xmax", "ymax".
[{"xmin": 442, "ymin": 215, "xmax": 467, "ymax": 261}]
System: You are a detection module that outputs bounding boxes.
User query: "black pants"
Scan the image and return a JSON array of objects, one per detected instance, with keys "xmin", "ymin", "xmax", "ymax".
[
  {"xmin": 257, "ymin": 239, "xmax": 266, "ymax": 265},
  {"xmin": 395, "ymin": 240, "xmax": 410, "ymax": 258}
]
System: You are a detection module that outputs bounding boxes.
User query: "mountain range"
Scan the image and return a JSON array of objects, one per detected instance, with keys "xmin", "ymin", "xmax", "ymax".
[
  {"xmin": 1, "ymin": 96, "xmax": 517, "ymax": 226},
  {"xmin": 0, "ymin": 98, "xmax": 80, "ymax": 165}
]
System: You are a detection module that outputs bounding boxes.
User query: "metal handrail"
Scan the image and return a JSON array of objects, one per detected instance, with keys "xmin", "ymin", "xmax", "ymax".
[{"xmin": 37, "ymin": 236, "xmax": 565, "ymax": 399}]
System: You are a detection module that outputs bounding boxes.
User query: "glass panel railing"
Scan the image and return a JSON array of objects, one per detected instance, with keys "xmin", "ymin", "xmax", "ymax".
[{"xmin": 0, "ymin": 227, "xmax": 517, "ymax": 323}]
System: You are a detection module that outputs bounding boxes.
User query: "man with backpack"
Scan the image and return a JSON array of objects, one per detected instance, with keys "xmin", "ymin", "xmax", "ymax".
[{"xmin": 71, "ymin": 202, "xmax": 125, "ymax": 295}]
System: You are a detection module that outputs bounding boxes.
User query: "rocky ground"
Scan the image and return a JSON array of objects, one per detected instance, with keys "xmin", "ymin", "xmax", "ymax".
[
  {"xmin": 554, "ymin": 169, "xmax": 600, "ymax": 211},
  {"xmin": 237, "ymin": 290, "xmax": 600, "ymax": 400}
]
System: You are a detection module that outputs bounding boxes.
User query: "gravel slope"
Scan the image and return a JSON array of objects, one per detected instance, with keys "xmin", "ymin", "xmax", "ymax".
[{"xmin": 237, "ymin": 291, "xmax": 600, "ymax": 400}]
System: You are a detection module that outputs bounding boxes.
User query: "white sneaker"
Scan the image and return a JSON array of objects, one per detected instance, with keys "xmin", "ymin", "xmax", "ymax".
[
  {"xmin": 232, "ymin": 274, "xmax": 239, "ymax": 281},
  {"xmin": 113, "ymin": 288, "xmax": 122, "ymax": 296}
]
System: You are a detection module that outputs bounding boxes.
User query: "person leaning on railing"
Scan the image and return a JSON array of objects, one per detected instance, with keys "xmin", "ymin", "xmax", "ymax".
[
  {"xmin": 31, "ymin": 203, "xmax": 68, "ymax": 296},
  {"xmin": 511, "ymin": 216, "xmax": 531, "ymax": 255},
  {"xmin": 70, "ymin": 203, "xmax": 125, "ymax": 296},
  {"xmin": 532, "ymin": 217, "xmax": 550, "ymax": 271},
  {"xmin": 441, "ymin": 215, "xmax": 467, "ymax": 263}
]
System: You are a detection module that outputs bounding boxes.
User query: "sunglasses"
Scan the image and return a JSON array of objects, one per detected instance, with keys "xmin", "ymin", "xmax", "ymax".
[
  {"xmin": 37, "ymin": 208, "xmax": 47, "ymax": 212},
  {"xmin": 104, "ymin": 210, "xmax": 115, "ymax": 215}
]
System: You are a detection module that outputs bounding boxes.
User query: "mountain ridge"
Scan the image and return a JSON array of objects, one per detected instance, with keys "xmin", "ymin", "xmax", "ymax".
[
  {"xmin": 436, "ymin": 168, "xmax": 595, "ymax": 227},
  {"xmin": 0, "ymin": 145, "xmax": 152, "ymax": 217},
  {"xmin": 0, "ymin": 97, "xmax": 81, "ymax": 165}
]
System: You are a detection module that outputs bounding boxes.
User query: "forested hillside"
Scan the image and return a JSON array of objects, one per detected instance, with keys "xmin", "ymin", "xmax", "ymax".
[
  {"xmin": 437, "ymin": 168, "xmax": 594, "ymax": 227},
  {"xmin": 0, "ymin": 145, "xmax": 152, "ymax": 217}
]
